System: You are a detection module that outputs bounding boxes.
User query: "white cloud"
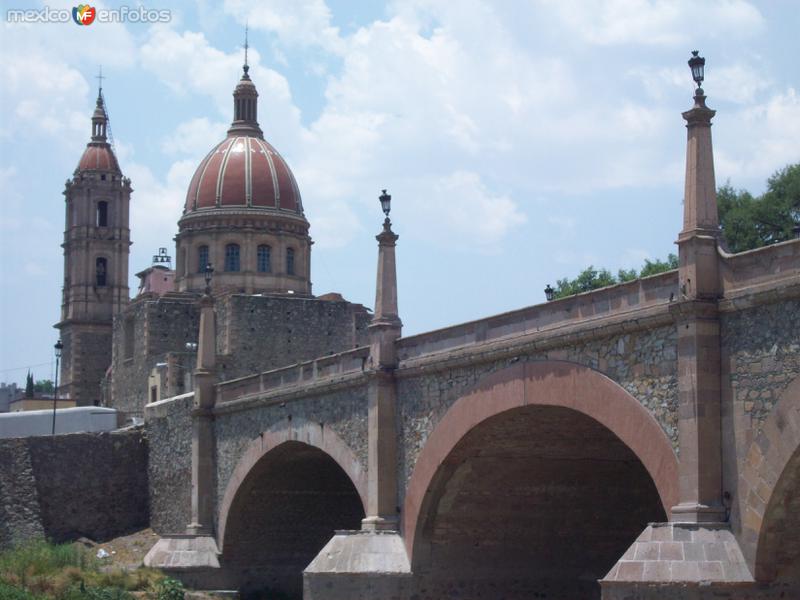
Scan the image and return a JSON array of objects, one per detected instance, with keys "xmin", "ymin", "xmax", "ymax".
[
  {"xmin": 546, "ymin": 0, "xmax": 764, "ymax": 46},
  {"xmin": 421, "ymin": 171, "xmax": 527, "ymax": 249},
  {"xmin": 716, "ymin": 87, "xmax": 800, "ymax": 184},
  {"xmin": 161, "ymin": 118, "xmax": 229, "ymax": 156},
  {"xmin": 223, "ymin": 0, "xmax": 344, "ymax": 53}
]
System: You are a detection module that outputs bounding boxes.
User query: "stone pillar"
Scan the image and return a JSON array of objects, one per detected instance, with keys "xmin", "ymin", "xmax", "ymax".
[
  {"xmin": 362, "ymin": 217, "xmax": 402, "ymax": 531},
  {"xmin": 188, "ymin": 293, "xmax": 217, "ymax": 534},
  {"xmin": 305, "ymin": 205, "xmax": 410, "ymax": 598},
  {"xmin": 671, "ymin": 87, "xmax": 726, "ymax": 524},
  {"xmin": 144, "ymin": 291, "xmax": 221, "ymax": 575},
  {"xmin": 601, "ymin": 57, "xmax": 754, "ymax": 599}
]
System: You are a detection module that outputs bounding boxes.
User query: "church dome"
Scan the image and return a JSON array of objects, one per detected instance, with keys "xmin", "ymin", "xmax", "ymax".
[
  {"xmin": 182, "ymin": 62, "xmax": 302, "ymax": 216},
  {"xmin": 174, "ymin": 55, "xmax": 312, "ymax": 297},
  {"xmin": 183, "ymin": 135, "xmax": 301, "ymax": 214}
]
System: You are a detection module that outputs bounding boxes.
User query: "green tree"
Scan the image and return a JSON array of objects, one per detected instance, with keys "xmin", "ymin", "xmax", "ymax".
[
  {"xmin": 34, "ymin": 380, "xmax": 54, "ymax": 394},
  {"xmin": 552, "ymin": 254, "xmax": 679, "ymax": 300},
  {"xmin": 718, "ymin": 163, "xmax": 800, "ymax": 253},
  {"xmin": 24, "ymin": 372, "xmax": 34, "ymax": 398}
]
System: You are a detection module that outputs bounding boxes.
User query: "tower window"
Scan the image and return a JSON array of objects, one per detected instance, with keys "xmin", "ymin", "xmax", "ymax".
[
  {"xmin": 95, "ymin": 257, "xmax": 107, "ymax": 287},
  {"xmin": 225, "ymin": 244, "xmax": 240, "ymax": 272},
  {"xmin": 257, "ymin": 245, "xmax": 271, "ymax": 273},
  {"xmin": 96, "ymin": 201, "xmax": 108, "ymax": 227},
  {"xmin": 286, "ymin": 247, "xmax": 295, "ymax": 276},
  {"xmin": 197, "ymin": 245, "xmax": 209, "ymax": 273}
]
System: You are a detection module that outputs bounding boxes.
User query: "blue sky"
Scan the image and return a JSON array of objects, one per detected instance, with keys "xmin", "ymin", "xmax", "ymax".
[{"xmin": 1, "ymin": 0, "xmax": 798, "ymax": 386}]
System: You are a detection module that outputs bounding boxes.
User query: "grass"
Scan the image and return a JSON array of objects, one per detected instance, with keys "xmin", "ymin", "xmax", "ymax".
[{"xmin": 0, "ymin": 540, "xmax": 181, "ymax": 600}]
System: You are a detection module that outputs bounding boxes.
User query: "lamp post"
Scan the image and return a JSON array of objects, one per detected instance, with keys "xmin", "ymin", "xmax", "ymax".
[
  {"xmin": 52, "ymin": 340, "xmax": 63, "ymax": 435},
  {"xmin": 688, "ymin": 50, "xmax": 705, "ymax": 93},
  {"xmin": 544, "ymin": 284, "xmax": 554, "ymax": 302},
  {"xmin": 379, "ymin": 189, "xmax": 392, "ymax": 222}
]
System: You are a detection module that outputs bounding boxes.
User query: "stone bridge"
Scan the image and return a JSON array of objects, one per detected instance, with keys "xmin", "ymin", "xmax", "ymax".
[{"xmin": 144, "ymin": 86, "xmax": 800, "ymax": 599}]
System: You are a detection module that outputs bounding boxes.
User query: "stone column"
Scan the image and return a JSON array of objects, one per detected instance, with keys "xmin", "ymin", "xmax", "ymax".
[
  {"xmin": 671, "ymin": 87, "xmax": 726, "ymax": 524},
  {"xmin": 188, "ymin": 293, "xmax": 217, "ymax": 534},
  {"xmin": 305, "ymin": 206, "xmax": 411, "ymax": 598},
  {"xmin": 362, "ymin": 217, "xmax": 402, "ymax": 531},
  {"xmin": 144, "ymin": 289, "xmax": 221, "ymax": 575}
]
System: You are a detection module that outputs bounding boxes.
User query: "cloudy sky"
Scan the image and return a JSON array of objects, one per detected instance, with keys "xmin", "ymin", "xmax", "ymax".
[{"xmin": 1, "ymin": 0, "xmax": 798, "ymax": 386}]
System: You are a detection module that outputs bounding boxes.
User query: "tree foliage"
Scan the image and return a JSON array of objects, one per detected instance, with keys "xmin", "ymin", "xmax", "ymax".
[
  {"xmin": 553, "ymin": 254, "xmax": 677, "ymax": 300},
  {"xmin": 34, "ymin": 380, "xmax": 54, "ymax": 394},
  {"xmin": 718, "ymin": 163, "xmax": 800, "ymax": 253}
]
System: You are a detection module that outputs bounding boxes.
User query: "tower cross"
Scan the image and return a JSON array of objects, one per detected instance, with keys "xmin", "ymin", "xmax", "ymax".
[
  {"xmin": 96, "ymin": 66, "xmax": 105, "ymax": 93},
  {"xmin": 244, "ymin": 24, "xmax": 249, "ymax": 68}
]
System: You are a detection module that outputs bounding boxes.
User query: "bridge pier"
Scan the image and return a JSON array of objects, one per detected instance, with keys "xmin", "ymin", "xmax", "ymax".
[{"xmin": 145, "ymin": 289, "xmax": 222, "ymax": 580}]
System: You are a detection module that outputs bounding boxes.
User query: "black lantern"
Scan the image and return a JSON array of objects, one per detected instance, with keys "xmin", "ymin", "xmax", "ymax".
[
  {"xmin": 203, "ymin": 262, "xmax": 214, "ymax": 294},
  {"xmin": 379, "ymin": 189, "xmax": 391, "ymax": 217},
  {"xmin": 52, "ymin": 340, "xmax": 63, "ymax": 435},
  {"xmin": 688, "ymin": 50, "xmax": 705, "ymax": 90},
  {"xmin": 544, "ymin": 284, "xmax": 555, "ymax": 302}
]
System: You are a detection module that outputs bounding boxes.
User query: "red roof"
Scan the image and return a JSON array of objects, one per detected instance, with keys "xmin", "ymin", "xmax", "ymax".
[
  {"xmin": 77, "ymin": 144, "xmax": 121, "ymax": 173},
  {"xmin": 184, "ymin": 135, "xmax": 302, "ymax": 215}
]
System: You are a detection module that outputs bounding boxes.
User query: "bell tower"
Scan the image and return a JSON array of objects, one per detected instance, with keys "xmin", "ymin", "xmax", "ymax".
[{"xmin": 56, "ymin": 82, "xmax": 132, "ymax": 406}]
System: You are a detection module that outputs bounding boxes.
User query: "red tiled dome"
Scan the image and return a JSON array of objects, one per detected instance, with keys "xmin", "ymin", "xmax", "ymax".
[
  {"xmin": 184, "ymin": 135, "xmax": 302, "ymax": 214},
  {"xmin": 77, "ymin": 144, "xmax": 121, "ymax": 173}
]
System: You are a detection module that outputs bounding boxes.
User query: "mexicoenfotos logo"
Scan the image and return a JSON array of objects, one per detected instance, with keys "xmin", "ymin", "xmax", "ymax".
[
  {"xmin": 6, "ymin": 5, "xmax": 171, "ymax": 24},
  {"xmin": 72, "ymin": 4, "xmax": 96, "ymax": 26}
]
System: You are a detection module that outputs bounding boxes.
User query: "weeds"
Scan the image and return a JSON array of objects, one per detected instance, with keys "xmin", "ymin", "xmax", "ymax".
[{"xmin": 0, "ymin": 540, "xmax": 176, "ymax": 599}]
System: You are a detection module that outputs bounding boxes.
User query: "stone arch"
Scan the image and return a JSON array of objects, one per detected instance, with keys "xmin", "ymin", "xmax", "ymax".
[
  {"xmin": 740, "ymin": 375, "xmax": 800, "ymax": 582},
  {"xmin": 403, "ymin": 360, "xmax": 679, "ymax": 565},
  {"xmin": 217, "ymin": 418, "xmax": 367, "ymax": 553}
]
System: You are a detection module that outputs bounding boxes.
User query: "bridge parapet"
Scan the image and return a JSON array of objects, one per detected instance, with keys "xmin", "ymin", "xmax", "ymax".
[
  {"xmin": 720, "ymin": 238, "xmax": 800, "ymax": 305},
  {"xmin": 398, "ymin": 270, "xmax": 678, "ymax": 361},
  {"xmin": 216, "ymin": 345, "xmax": 370, "ymax": 404}
]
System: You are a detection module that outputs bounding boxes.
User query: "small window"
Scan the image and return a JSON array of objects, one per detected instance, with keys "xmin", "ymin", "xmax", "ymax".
[
  {"xmin": 197, "ymin": 246, "xmax": 209, "ymax": 273},
  {"xmin": 95, "ymin": 257, "xmax": 107, "ymax": 287},
  {"xmin": 225, "ymin": 244, "xmax": 240, "ymax": 272},
  {"xmin": 286, "ymin": 247, "xmax": 295, "ymax": 276},
  {"xmin": 96, "ymin": 201, "xmax": 108, "ymax": 227},
  {"xmin": 257, "ymin": 245, "xmax": 271, "ymax": 273}
]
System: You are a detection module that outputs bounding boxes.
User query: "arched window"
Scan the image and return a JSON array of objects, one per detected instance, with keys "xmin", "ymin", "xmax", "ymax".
[
  {"xmin": 257, "ymin": 245, "xmax": 271, "ymax": 273},
  {"xmin": 225, "ymin": 244, "xmax": 240, "ymax": 272},
  {"xmin": 96, "ymin": 201, "xmax": 108, "ymax": 227},
  {"xmin": 286, "ymin": 247, "xmax": 295, "ymax": 276},
  {"xmin": 197, "ymin": 246, "xmax": 209, "ymax": 273},
  {"xmin": 95, "ymin": 257, "xmax": 107, "ymax": 287}
]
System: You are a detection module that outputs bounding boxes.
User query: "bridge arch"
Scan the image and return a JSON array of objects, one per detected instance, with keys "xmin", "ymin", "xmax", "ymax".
[
  {"xmin": 403, "ymin": 360, "xmax": 679, "ymax": 598},
  {"xmin": 741, "ymin": 375, "xmax": 800, "ymax": 583},
  {"xmin": 217, "ymin": 419, "xmax": 366, "ymax": 597}
]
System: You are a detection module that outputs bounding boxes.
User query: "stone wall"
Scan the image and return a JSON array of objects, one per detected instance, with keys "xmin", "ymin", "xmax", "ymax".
[
  {"xmin": 111, "ymin": 293, "xmax": 370, "ymax": 418},
  {"xmin": 111, "ymin": 294, "xmax": 199, "ymax": 418},
  {"xmin": 0, "ymin": 428, "xmax": 148, "ymax": 548},
  {"xmin": 396, "ymin": 323, "xmax": 679, "ymax": 501},
  {"xmin": 722, "ymin": 298, "xmax": 800, "ymax": 432},
  {"xmin": 215, "ymin": 294, "xmax": 370, "ymax": 381},
  {"xmin": 145, "ymin": 394, "xmax": 193, "ymax": 534}
]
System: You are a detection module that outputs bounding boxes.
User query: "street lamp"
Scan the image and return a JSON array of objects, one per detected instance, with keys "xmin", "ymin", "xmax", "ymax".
[
  {"xmin": 52, "ymin": 340, "xmax": 63, "ymax": 435},
  {"xmin": 688, "ymin": 50, "xmax": 705, "ymax": 92},
  {"xmin": 203, "ymin": 262, "xmax": 214, "ymax": 296},
  {"xmin": 379, "ymin": 189, "xmax": 391, "ymax": 218},
  {"xmin": 544, "ymin": 284, "xmax": 555, "ymax": 302}
]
